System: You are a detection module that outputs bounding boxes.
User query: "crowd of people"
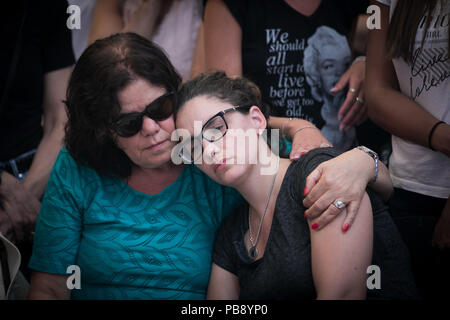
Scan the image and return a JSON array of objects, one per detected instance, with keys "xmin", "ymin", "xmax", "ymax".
[{"xmin": 0, "ymin": 0, "xmax": 448, "ymax": 300}]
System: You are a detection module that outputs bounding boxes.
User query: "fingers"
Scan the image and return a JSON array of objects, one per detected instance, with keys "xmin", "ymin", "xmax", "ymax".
[
  {"xmin": 330, "ymin": 69, "xmax": 350, "ymax": 94},
  {"xmin": 337, "ymin": 65, "xmax": 364, "ymax": 121},
  {"xmin": 341, "ymin": 200, "xmax": 361, "ymax": 232},
  {"xmin": 289, "ymin": 128, "xmax": 330, "ymax": 160},
  {"xmin": 303, "ymin": 165, "xmax": 324, "ymax": 200},
  {"xmin": 289, "ymin": 147, "xmax": 309, "ymax": 160},
  {"xmin": 354, "ymin": 103, "xmax": 369, "ymax": 126},
  {"xmin": 337, "ymin": 90, "xmax": 358, "ymax": 123},
  {"xmin": 308, "ymin": 203, "xmax": 344, "ymax": 231},
  {"xmin": 303, "ymin": 187, "xmax": 338, "ymax": 220},
  {"xmin": 340, "ymin": 95, "xmax": 366, "ymax": 130}
]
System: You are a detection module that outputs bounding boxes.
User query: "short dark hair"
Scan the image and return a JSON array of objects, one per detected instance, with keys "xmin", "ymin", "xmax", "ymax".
[
  {"xmin": 65, "ymin": 33, "xmax": 181, "ymax": 178},
  {"xmin": 175, "ymin": 71, "xmax": 269, "ymax": 121},
  {"xmin": 175, "ymin": 71, "xmax": 287, "ymax": 155}
]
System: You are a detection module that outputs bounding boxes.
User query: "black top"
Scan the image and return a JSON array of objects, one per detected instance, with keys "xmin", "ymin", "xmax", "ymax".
[
  {"xmin": 0, "ymin": 0, "xmax": 75, "ymax": 160},
  {"xmin": 212, "ymin": 148, "xmax": 420, "ymax": 299},
  {"xmin": 223, "ymin": 0, "xmax": 367, "ymax": 123}
]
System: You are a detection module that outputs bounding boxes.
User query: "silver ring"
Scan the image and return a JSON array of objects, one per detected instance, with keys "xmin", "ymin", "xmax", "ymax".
[
  {"xmin": 356, "ymin": 97, "xmax": 365, "ymax": 104},
  {"xmin": 349, "ymin": 88, "xmax": 357, "ymax": 93},
  {"xmin": 333, "ymin": 199, "xmax": 346, "ymax": 209}
]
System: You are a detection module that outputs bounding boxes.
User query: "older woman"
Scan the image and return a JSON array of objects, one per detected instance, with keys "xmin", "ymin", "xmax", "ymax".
[{"xmin": 28, "ymin": 33, "xmax": 390, "ymax": 300}]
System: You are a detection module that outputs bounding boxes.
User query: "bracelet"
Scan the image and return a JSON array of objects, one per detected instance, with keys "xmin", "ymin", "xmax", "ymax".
[
  {"xmin": 356, "ymin": 146, "xmax": 379, "ymax": 185},
  {"xmin": 352, "ymin": 55, "xmax": 366, "ymax": 66},
  {"xmin": 281, "ymin": 117, "xmax": 293, "ymax": 139},
  {"xmin": 293, "ymin": 125, "xmax": 317, "ymax": 136},
  {"xmin": 428, "ymin": 121, "xmax": 445, "ymax": 151}
]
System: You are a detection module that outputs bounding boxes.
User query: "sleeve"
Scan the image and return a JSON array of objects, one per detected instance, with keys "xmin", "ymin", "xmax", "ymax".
[
  {"xmin": 211, "ymin": 210, "xmax": 241, "ymax": 275},
  {"xmin": 42, "ymin": 0, "xmax": 75, "ymax": 73},
  {"xmin": 222, "ymin": 0, "xmax": 248, "ymax": 28},
  {"xmin": 376, "ymin": 0, "xmax": 391, "ymax": 5},
  {"xmin": 290, "ymin": 148, "xmax": 340, "ymax": 200},
  {"xmin": 28, "ymin": 150, "xmax": 84, "ymax": 275},
  {"xmin": 343, "ymin": 0, "xmax": 370, "ymax": 18}
]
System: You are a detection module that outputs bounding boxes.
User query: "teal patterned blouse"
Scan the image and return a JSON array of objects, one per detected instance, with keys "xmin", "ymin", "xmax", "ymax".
[{"xmin": 29, "ymin": 149, "xmax": 243, "ymax": 300}]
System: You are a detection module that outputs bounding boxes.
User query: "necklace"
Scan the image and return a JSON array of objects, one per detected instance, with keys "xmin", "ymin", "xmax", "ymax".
[{"xmin": 248, "ymin": 157, "xmax": 280, "ymax": 260}]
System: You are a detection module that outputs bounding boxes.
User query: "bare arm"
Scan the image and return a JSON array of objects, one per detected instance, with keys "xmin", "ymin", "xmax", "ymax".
[
  {"xmin": 206, "ymin": 263, "xmax": 240, "ymax": 300},
  {"xmin": 190, "ymin": 22, "xmax": 206, "ymax": 79},
  {"xmin": 22, "ymin": 66, "xmax": 72, "ymax": 199},
  {"xmin": 311, "ymin": 193, "xmax": 373, "ymax": 299},
  {"xmin": 365, "ymin": 1, "xmax": 450, "ymax": 157},
  {"xmin": 28, "ymin": 271, "xmax": 70, "ymax": 300},
  {"xmin": 204, "ymin": 0, "xmax": 242, "ymax": 76},
  {"xmin": 268, "ymin": 116, "xmax": 331, "ymax": 159},
  {"xmin": 88, "ymin": 0, "xmax": 164, "ymax": 44}
]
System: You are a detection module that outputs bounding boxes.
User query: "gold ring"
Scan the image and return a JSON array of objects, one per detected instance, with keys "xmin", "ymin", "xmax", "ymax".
[{"xmin": 356, "ymin": 97, "xmax": 365, "ymax": 104}]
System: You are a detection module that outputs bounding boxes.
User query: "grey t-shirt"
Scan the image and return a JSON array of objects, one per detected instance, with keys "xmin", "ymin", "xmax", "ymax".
[{"xmin": 212, "ymin": 148, "xmax": 419, "ymax": 299}]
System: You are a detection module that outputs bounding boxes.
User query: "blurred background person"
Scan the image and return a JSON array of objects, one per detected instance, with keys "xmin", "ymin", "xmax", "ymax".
[
  {"xmin": 198, "ymin": 0, "xmax": 391, "ymax": 158},
  {"xmin": 0, "ymin": 0, "xmax": 74, "ymax": 281},
  {"xmin": 68, "ymin": 0, "xmax": 96, "ymax": 61},
  {"xmin": 366, "ymin": 0, "xmax": 450, "ymax": 299},
  {"xmin": 89, "ymin": 0, "xmax": 203, "ymax": 81}
]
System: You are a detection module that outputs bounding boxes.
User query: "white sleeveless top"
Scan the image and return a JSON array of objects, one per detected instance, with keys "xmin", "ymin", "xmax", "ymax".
[
  {"xmin": 377, "ymin": 0, "xmax": 450, "ymax": 199},
  {"xmin": 122, "ymin": 0, "xmax": 202, "ymax": 80}
]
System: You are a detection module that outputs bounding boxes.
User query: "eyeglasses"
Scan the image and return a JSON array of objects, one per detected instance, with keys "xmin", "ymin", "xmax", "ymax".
[
  {"xmin": 178, "ymin": 105, "xmax": 251, "ymax": 163},
  {"xmin": 111, "ymin": 91, "xmax": 176, "ymax": 137}
]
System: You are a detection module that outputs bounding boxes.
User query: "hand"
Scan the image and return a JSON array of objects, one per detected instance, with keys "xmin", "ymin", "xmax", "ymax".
[
  {"xmin": 0, "ymin": 171, "xmax": 41, "ymax": 244},
  {"xmin": 431, "ymin": 123, "xmax": 450, "ymax": 158},
  {"xmin": 288, "ymin": 126, "xmax": 331, "ymax": 161},
  {"xmin": 432, "ymin": 198, "xmax": 450, "ymax": 249},
  {"xmin": 331, "ymin": 60, "xmax": 368, "ymax": 131},
  {"xmin": 302, "ymin": 148, "xmax": 374, "ymax": 231},
  {"xmin": 0, "ymin": 207, "xmax": 16, "ymax": 243}
]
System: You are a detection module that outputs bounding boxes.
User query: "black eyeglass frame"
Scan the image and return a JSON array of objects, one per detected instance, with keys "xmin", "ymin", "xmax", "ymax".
[
  {"xmin": 111, "ymin": 91, "xmax": 176, "ymax": 137},
  {"xmin": 177, "ymin": 105, "xmax": 252, "ymax": 163}
]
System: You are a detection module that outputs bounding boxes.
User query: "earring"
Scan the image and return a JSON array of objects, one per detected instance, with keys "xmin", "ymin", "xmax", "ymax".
[{"xmin": 258, "ymin": 129, "xmax": 263, "ymax": 136}]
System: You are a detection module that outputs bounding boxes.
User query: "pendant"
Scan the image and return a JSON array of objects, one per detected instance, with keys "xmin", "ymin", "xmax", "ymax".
[{"xmin": 248, "ymin": 246, "xmax": 258, "ymax": 259}]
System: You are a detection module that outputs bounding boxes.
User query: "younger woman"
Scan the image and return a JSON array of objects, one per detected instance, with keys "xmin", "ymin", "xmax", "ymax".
[{"xmin": 175, "ymin": 71, "xmax": 419, "ymax": 299}]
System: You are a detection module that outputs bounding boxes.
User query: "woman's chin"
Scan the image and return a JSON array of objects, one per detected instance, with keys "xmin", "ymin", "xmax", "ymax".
[{"xmin": 213, "ymin": 165, "xmax": 247, "ymax": 188}]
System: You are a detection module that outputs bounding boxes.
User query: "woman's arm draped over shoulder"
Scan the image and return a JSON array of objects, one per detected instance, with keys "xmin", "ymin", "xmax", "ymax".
[{"xmin": 302, "ymin": 147, "xmax": 392, "ymax": 231}]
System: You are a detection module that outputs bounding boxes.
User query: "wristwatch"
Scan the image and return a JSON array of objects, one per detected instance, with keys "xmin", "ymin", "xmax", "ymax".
[{"xmin": 356, "ymin": 146, "xmax": 379, "ymax": 184}]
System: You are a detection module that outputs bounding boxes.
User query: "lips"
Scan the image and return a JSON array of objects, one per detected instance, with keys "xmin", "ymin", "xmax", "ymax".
[
  {"xmin": 145, "ymin": 140, "xmax": 167, "ymax": 150},
  {"xmin": 214, "ymin": 159, "xmax": 227, "ymax": 173}
]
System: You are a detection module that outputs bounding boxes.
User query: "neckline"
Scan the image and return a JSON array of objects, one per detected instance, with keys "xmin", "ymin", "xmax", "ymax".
[
  {"xmin": 116, "ymin": 164, "xmax": 187, "ymax": 198},
  {"xmin": 240, "ymin": 160, "xmax": 297, "ymax": 264},
  {"xmin": 280, "ymin": 0, "xmax": 324, "ymax": 19}
]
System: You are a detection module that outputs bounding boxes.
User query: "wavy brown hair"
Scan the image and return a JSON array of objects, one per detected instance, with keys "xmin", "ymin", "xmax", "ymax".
[{"xmin": 64, "ymin": 33, "xmax": 181, "ymax": 178}]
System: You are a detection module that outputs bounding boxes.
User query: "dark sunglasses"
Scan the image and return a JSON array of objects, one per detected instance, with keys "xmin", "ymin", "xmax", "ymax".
[{"xmin": 112, "ymin": 91, "xmax": 176, "ymax": 137}]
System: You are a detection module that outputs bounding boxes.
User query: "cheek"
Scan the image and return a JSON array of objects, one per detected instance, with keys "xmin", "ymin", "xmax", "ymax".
[
  {"xmin": 116, "ymin": 136, "xmax": 140, "ymax": 159},
  {"xmin": 160, "ymin": 117, "xmax": 175, "ymax": 135}
]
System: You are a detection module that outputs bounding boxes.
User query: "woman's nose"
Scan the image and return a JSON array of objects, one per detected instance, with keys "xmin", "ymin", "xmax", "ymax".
[
  {"xmin": 202, "ymin": 139, "xmax": 222, "ymax": 164},
  {"xmin": 140, "ymin": 116, "xmax": 160, "ymax": 136}
]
